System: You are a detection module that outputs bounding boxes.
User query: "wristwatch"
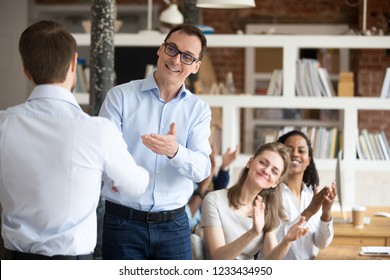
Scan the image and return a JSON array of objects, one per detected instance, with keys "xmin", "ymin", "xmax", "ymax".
[{"xmin": 193, "ymin": 189, "xmax": 206, "ymax": 199}]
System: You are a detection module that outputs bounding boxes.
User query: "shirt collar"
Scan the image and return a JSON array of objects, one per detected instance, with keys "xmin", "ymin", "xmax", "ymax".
[
  {"xmin": 142, "ymin": 71, "xmax": 189, "ymax": 101},
  {"xmin": 28, "ymin": 85, "xmax": 83, "ymax": 111},
  {"xmin": 281, "ymin": 182, "xmax": 310, "ymax": 193}
]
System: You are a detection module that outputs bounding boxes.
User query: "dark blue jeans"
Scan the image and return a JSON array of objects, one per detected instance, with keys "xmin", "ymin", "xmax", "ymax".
[{"xmin": 102, "ymin": 210, "xmax": 192, "ymax": 260}]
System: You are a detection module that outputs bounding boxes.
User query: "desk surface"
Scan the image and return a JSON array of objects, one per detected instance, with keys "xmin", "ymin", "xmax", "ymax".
[
  {"xmin": 316, "ymin": 246, "xmax": 390, "ymax": 260},
  {"xmin": 332, "ymin": 206, "xmax": 390, "ymax": 246},
  {"xmin": 333, "ymin": 206, "xmax": 390, "ymax": 220}
]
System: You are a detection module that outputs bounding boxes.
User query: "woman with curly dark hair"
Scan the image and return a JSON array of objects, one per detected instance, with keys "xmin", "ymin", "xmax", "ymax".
[{"xmin": 274, "ymin": 130, "xmax": 336, "ymax": 259}]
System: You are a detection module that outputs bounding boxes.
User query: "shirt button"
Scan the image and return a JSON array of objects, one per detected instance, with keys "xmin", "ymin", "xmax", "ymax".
[{"xmin": 161, "ymin": 125, "xmax": 165, "ymax": 129}]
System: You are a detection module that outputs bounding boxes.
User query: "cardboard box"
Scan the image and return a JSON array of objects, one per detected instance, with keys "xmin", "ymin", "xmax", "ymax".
[{"xmin": 338, "ymin": 82, "xmax": 354, "ymax": 97}]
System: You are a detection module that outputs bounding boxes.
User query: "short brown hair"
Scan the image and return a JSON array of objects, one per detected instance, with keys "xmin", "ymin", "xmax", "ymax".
[{"xmin": 19, "ymin": 20, "xmax": 76, "ymax": 85}]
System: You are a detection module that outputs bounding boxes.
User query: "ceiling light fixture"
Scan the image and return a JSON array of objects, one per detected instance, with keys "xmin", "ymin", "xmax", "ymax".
[
  {"xmin": 160, "ymin": 0, "xmax": 184, "ymax": 25},
  {"xmin": 196, "ymin": 0, "xmax": 256, "ymax": 9}
]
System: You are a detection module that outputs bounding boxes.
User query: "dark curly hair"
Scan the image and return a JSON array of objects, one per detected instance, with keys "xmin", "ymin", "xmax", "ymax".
[{"xmin": 277, "ymin": 130, "xmax": 319, "ymax": 190}]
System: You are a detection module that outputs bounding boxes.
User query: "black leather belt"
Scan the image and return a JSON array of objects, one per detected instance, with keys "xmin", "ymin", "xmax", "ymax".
[
  {"xmin": 105, "ymin": 200, "xmax": 185, "ymax": 224},
  {"xmin": 5, "ymin": 249, "xmax": 92, "ymax": 260}
]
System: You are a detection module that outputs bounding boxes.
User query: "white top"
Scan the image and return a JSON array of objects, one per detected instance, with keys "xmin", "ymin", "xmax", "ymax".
[
  {"xmin": 0, "ymin": 85, "xmax": 149, "ymax": 256},
  {"xmin": 201, "ymin": 189, "xmax": 262, "ymax": 260},
  {"xmin": 275, "ymin": 182, "xmax": 334, "ymax": 260}
]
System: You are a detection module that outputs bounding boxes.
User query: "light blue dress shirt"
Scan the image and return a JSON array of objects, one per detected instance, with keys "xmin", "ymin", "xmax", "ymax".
[
  {"xmin": 99, "ymin": 73, "xmax": 212, "ymax": 211},
  {"xmin": 0, "ymin": 85, "xmax": 149, "ymax": 256}
]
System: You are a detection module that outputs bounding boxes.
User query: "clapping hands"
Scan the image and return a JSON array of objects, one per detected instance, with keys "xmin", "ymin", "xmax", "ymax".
[{"xmin": 284, "ymin": 216, "xmax": 309, "ymax": 242}]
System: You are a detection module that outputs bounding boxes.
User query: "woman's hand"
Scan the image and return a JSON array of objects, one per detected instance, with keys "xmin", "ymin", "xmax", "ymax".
[
  {"xmin": 321, "ymin": 181, "xmax": 337, "ymax": 221},
  {"xmin": 302, "ymin": 186, "xmax": 329, "ymax": 220},
  {"xmin": 252, "ymin": 195, "xmax": 265, "ymax": 235},
  {"xmin": 284, "ymin": 216, "xmax": 309, "ymax": 242}
]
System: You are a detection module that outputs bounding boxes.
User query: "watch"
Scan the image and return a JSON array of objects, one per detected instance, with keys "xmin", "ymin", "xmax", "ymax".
[{"xmin": 193, "ymin": 189, "xmax": 206, "ymax": 199}]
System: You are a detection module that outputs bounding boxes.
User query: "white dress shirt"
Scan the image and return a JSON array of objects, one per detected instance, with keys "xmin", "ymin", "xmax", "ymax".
[
  {"xmin": 0, "ymin": 85, "xmax": 149, "ymax": 256},
  {"xmin": 276, "ymin": 182, "xmax": 334, "ymax": 260}
]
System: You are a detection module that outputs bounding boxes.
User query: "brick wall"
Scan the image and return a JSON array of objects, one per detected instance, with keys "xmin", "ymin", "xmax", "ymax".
[{"xmin": 356, "ymin": 0, "xmax": 390, "ymax": 135}]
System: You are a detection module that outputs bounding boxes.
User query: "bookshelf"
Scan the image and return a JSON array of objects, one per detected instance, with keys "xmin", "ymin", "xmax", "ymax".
[{"xmin": 73, "ymin": 33, "xmax": 390, "ymax": 208}]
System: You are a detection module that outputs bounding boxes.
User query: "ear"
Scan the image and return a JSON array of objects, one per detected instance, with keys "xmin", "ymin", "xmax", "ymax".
[
  {"xmin": 246, "ymin": 157, "xmax": 253, "ymax": 169},
  {"xmin": 70, "ymin": 52, "xmax": 78, "ymax": 73},
  {"xmin": 191, "ymin": 61, "xmax": 201, "ymax": 74},
  {"xmin": 23, "ymin": 65, "xmax": 32, "ymax": 81},
  {"xmin": 157, "ymin": 44, "xmax": 164, "ymax": 57}
]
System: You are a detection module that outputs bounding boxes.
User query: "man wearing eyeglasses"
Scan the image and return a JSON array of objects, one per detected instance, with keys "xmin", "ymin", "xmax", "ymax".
[{"xmin": 99, "ymin": 24, "xmax": 212, "ymax": 260}]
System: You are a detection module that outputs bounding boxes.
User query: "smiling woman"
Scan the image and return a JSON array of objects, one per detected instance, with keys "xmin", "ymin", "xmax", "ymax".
[
  {"xmin": 201, "ymin": 142, "xmax": 310, "ymax": 260},
  {"xmin": 272, "ymin": 129, "xmax": 337, "ymax": 260}
]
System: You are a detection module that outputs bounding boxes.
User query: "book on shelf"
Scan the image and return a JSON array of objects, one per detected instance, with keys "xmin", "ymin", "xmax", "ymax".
[
  {"xmin": 374, "ymin": 132, "xmax": 387, "ymax": 160},
  {"xmin": 295, "ymin": 58, "xmax": 334, "ymax": 97},
  {"xmin": 75, "ymin": 58, "xmax": 89, "ymax": 93},
  {"xmin": 313, "ymin": 127, "xmax": 340, "ymax": 158},
  {"xmin": 266, "ymin": 69, "xmax": 282, "ymax": 96},
  {"xmin": 306, "ymin": 59, "xmax": 322, "ymax": 97},
  {"xmin": 329, "ymin": 127, "xmax": 339, "ymax": 158},
  {"xmin": 358, "ymin": 134, "xmax": 371, "ymax": 160},
  {"xmin": 337, "ymin": 72, "xmax": 354, "ymax": 97},
  {"xmin": 356, "ymin": 130, "xmax": 365, "ymax": 160},
  {"xmin": 307, "ymin": 127, "xmax": 317, "ymax": 149},
  {"xmin": 381, "ymin": 131, "xmax": 390, "ymax": 158},
  {"xmin": 377, "ymin": 131, "xmax": 390, "ymax": 160},
  {"xmin": 357, "ymin": 129, "xmax": 390, "ymax": 160},
  {"xmin": 361, "ymin": 129, "xmax": 376, "ymax": 160},
  {"xmin": 380, "ymin": 67, "xmax": 390, "ymax": 98},
  {"xmin": 312, "ymin": 127, "xmax": 321, "ymax": 158},
  {"xmin": 265, "ymin": 69, "xmax": 283, "ymax": 96},
  {"xmin": 318, "ymin": 67, "xmax": 336, "ymax": 97},
  {"xmin": 302, "ymin": 59, "xmax": 318, "ymax": 97},
  {"xmin": 368, "ymin": 132, "xmax": 382, "ymax": 160},
  {"xmin": 295, "ymin": 60, "xmax": 307, "ymax": 96}
]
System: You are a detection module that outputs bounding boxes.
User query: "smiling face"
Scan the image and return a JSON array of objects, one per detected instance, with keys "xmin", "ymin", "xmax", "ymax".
[
  {"xmin": 155, "ymin": 30, "xmax": 201, "ymax": 87},
  {"xmin": 246, "ymin": 150, "xmax": 285, "ymax": 190},
  {"xmin": 283, "ymin": 135, "xmax": 310, "ymax": 176}
]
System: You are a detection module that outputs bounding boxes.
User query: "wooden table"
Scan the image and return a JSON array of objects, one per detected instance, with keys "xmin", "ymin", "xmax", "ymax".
[
  {"xmin": 332, "ymin": 206, "xmax": 390, "ymax": 246},
  {"xmin": 316, "ymin": 246, "xmax": 390, "ymax": 260}
]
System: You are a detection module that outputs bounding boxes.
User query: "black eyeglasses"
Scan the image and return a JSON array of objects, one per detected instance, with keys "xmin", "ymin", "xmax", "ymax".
[{"xmin": 163, "ymin": 43, "xmax": 200, "ymax": 65}]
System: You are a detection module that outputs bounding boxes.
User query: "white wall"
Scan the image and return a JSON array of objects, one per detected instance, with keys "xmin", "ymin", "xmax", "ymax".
[{"xmin": 0, "ymin": 0, "xmax": 29, "ymax": 110}]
